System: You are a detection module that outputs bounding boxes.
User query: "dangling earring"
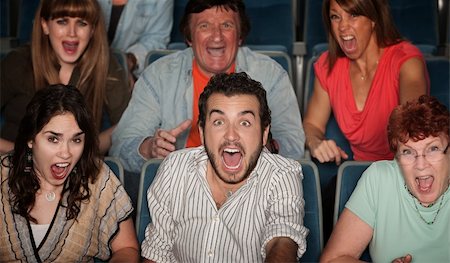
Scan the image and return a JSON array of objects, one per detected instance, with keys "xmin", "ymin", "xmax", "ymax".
[
  {"xmin": 24, "ymin": 150, "xmax": 32, "ymax": 173},
  {"xmin": 71, "ymin": 166, "xmax": 78, "ymax": 176}
]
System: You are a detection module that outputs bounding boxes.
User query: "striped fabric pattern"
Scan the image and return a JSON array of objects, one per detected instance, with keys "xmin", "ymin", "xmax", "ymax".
[
  {"xmin": 0, "ymin": 161, "xmax": 133, "ymax": 262},
  {"xmin": 141, "ymin": 146, "xmax": 308, "ymax": 262}
]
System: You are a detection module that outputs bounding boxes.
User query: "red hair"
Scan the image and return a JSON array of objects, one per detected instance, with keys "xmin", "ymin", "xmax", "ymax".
[{"xmin": 388, "ymin": 95, "xmax": 449, "ymax": 152}]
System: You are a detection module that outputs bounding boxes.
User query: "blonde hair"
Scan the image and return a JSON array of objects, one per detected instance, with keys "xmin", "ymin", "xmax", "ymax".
[{"xmin": 31, "ymin": 0, "xmax": 109, "ymax": 128}]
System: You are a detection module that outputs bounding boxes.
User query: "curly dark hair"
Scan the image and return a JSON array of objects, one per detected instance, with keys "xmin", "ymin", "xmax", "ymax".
[
  {"xmin": 388, "ymin": 95, "xmax": 449, "ymax": 153},
  {"xmin": 179, "ymin": 0, "xmax": 251, "ymax": 44},
  {"xmin": 198, "ymin": 72, "xmax": 271, "ymax": 130},
  {"xmin": 322, "ymin": 0, "xmax": 402, "ymax": 73},
  {"xmin": 6, "ymin": 84, "xmax": 101, "ymax": 223}
]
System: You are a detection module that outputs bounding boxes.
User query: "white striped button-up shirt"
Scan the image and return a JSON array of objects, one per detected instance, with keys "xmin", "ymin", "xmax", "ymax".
[{"xmin": 141, "ymin": 146, "xmax": 308, "ymax": 262}]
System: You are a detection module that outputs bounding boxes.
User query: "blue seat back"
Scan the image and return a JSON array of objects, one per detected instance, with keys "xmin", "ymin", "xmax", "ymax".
[
  {"xmin": 390, "ymin": 0, "xmax": 439, "ymax": 55},
  {"xmin": 303, "ymin": 0, "xmax": 327, "ymax": 59},
  {"xmin": 170, "ymin": 0, "xmax": 188, "ymax": 44},
  {"xmin": 251, "ymin": 49, "xmax": 293, "ymax": 80},
  {"xmin": 145, "ymin": 49, "xmax": 177, "ymax": 68},
  {"xmin": 299, "ymin": 160, "xmax": 323, "ymax": 262},
  {"xmin": 104, "ymin": 156, "xmax": 125, "ymax": 185},
  {"xmin": 303, "ymin": 56, "xmax": 353, "ymax": 190},
  {"xmin": 1, "ymin": 0, "xmax": 10, "ymax": 37},
  {"xmin": 17, "ymin": 0, "xmax": 40, "ymax": 45},
  {"xmin": 135, "ymin": 159, "xmax": 162, "ymax": 244},
  {"xmin": 245, "ymin": 0, "xmax": 294, "ymax": 54},
  {"xmin": 426, "ymin": 56, "xmax": 450, "ymax": 109},
  {"xmin": 334, "ymin": 161, "xmax": 372, "ymax": 261}
]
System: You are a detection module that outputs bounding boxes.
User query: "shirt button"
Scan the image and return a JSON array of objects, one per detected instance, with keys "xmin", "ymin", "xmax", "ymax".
[
  {"xmin": 207, "ymin": 250, "xmax": 214, "ymax": 257},
  {"xmin": 212, "ymin": 215, "xmax": 219, "ymax": 222}
]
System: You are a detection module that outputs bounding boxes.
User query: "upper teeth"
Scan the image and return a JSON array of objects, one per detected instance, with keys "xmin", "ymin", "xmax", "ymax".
[
  {"xmin": 342, "ymin": 36, "xmax": 354, "ymax": 40},
  {"xmin": 224, "ymin": 148, "xmax": 239, "ymax": 153},
  {"xmin": 56, "ymin": 163, "xmax": 69, "ymax": 168}
]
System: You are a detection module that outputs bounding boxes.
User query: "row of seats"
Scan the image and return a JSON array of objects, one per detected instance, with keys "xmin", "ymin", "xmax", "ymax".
[
  {"xmin": 106, "ymin": 156, "xmax": 374, "ymax": 262},
  {"xmin": 2, "ymin": 0, "xmax": 449, "ymax": 87},
  {"xmin": 3, "ymin": 0, "xmax": 449, "ymax": 56}
]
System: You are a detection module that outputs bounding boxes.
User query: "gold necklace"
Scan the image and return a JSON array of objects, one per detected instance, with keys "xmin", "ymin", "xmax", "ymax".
[{"xmin": 358, "ymin": 60, "xmax": 379, "ymax": 80}]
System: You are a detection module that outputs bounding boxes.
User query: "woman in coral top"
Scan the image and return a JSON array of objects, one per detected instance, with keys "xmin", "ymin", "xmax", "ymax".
[{"xmin": 303, "ymin": 0, "xmax": 428, "ymax": 165}]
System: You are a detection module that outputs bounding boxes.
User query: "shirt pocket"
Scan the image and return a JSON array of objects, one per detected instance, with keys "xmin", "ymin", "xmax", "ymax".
[{"xmin": 133, "ymin": 2, "xmax": 156, "ymax": 34}]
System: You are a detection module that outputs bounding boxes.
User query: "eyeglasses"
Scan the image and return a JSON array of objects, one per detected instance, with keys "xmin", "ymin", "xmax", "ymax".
[{"xmin": 397, "ymin": 144, "xmax": 449, "ymax": 165}]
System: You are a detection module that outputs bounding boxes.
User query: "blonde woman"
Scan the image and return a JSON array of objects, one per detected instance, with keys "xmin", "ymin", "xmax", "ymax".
[{"xmin": 1, "ymin": 0, "xmax": 130, "ymax": 154}]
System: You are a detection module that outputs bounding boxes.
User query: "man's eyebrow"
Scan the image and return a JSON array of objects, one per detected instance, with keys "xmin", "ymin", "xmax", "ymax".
[
  {"xmin": 209, "ymin": 109, "xmax": 256, "ymax": 117},
  {"xmin": 239, "ymin": 110, "xmax": 255, "ymax": 117},
  {"xmin": 209, "ymin": 109, "xmax": 225, "ymax": 117}
]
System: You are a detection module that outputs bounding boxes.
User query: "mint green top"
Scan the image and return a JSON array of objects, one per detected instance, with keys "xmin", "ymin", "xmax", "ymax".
[{"xmin": 346, "ymin": 160, "xmax": 450, "ymax": 263}]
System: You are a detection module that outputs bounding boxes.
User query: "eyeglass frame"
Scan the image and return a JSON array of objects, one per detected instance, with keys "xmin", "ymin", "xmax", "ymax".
[{"xmin": 396, "ymin": 143, "xmax": 449, "ymax": 165}]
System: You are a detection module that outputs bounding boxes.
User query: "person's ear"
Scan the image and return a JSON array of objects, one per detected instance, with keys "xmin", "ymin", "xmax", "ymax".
[
  {"xmin": 41, "ymin": 18, "xmax": 49, "ymax": 35},
  {"xmin": 27, "ymin": 140, "xmax": 33, "ymax": 149},
  {"xmin": 199, "ymin": 125, "xmax": 205, "ymax": 145},
  {"xmin": 262, "ymin": 125, "xmax": 270, "ymax": 146}
]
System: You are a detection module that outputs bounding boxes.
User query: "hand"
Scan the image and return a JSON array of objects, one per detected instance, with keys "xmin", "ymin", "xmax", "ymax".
[
  {"xmin": 392, "ymin": 254, "xmax": 412, "ymax": 263},
  {"xmin": 309, "ymin": 138, "xmax": 348, "ymax": 165},
  {"xmin": 140, "ymin": 120, "xmax": 192, "ymax": 159}
]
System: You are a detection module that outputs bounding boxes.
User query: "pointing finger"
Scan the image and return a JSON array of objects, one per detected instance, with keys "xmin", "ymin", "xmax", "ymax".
[{"xmin": 170, "ymin": 119, "xmax": 192, "ymax": 137}]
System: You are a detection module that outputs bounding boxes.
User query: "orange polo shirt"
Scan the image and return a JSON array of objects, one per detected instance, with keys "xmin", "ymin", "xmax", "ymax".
[{"xmin": 186, "ymin": 61, "xmax": 235, "ymax": 147}]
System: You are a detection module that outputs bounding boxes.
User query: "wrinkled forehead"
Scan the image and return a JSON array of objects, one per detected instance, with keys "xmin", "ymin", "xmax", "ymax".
[{"xmin": 206, "ymin": 93, "xmax": 260, "ymax": 115}]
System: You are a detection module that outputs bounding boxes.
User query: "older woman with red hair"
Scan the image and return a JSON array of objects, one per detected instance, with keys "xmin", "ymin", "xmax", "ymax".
[{"xmin": 321, "ymin": 95, "xmax": 449, "ymax": 263}]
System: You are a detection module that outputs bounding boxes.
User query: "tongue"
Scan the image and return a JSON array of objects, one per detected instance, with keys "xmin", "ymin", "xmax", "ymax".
[
  {"xmin": 223, "ymin": 152, "xmax": 241, "ymax": 168},
  {"xmin": 52, "ymin": 165, "xmax": 64, "ymax": 174},
  {"xmin": 417, "ymin": 177, "xmax": 433, "ymax": 191},
  {"xmin": 342, "ymin": 39, "xmax": 356, "ymax": 53},
  {"xmin": 51, "ymin": 165, "xmax": 67, "ymax": 179},
  {"xmin": 208, "ymin": 48, "xmax": 224, "ymax": 56},
  {"xmin": 63, "ymin": 43, "xmax": 77, "ymax": 52}
]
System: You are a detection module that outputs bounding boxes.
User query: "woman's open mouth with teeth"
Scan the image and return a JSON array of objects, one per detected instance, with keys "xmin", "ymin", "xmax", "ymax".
[
  {"xmin": 221, "ymin": 147, "xmax": 243, "ymax": 170},
  {"xmin": 415, "ymin": 175, "xmax": 434, "ymax": 193},
  {"xmin": 62, "ymin": 41, "xmax": 79, "ymax": 54},
  {"xmin": 340, "ymin": 35, "xmax": 357, "ymax": 54},
  {"xmin": 51, "ymin": 162, "xmax": 70, "ymax": 180}
]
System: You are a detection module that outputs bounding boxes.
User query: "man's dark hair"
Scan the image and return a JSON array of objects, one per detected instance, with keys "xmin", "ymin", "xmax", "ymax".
[
  {"xmin": 179, "ymin": 0, "xmax": 251, "ymax": 44},
  {"xmin": 198, "ymin": 72, "xmax": 271, "ymax": 129}
]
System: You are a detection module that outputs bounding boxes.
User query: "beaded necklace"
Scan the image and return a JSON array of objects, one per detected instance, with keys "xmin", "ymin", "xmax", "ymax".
[{"xmin": 405, "ymin": 184, "xmax": 445, "ymax": 225}]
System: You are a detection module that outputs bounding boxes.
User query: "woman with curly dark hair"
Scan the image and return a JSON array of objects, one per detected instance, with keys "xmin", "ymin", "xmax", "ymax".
[
  {"xmin": 0, "ymin": 85, "xmax": 138, "ymax": 262},
  {"xmin": 321, "ymin": 95, "xmax": 449, "ymax": 262}
]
